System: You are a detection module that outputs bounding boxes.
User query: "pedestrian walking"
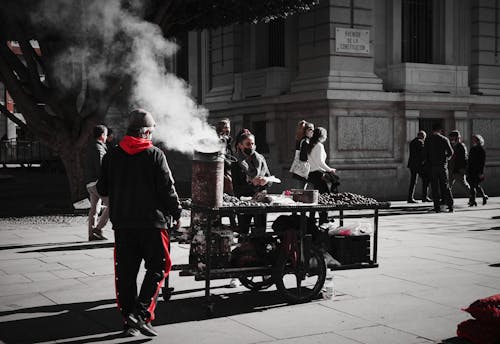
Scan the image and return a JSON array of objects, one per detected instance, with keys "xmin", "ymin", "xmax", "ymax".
[
  {"xmin": 407, "ymin": 130, "xmax": 431, "ymax": 203},
  {"xmin": 448, "ymin": 130, "xmax": 471, "ymax": 199},
  {"xmin": 86, "ymin": 124, "xmax": 110, "ymax": 241},
  {"xmin": 467, "ymin": 134, "xmax": 488, "ymax": 206},
  {"xmin": 307, "ymin": 127, "xmax": 336, "ymax": 224},
  {"xmin": 290, "ymin": 120, "xmax": 314, "ymax": 189},
  {"xmin": 97, "ymin": 109, "xmax": 181, "ymax": 337},
  {"xmin": 424, "ymin": 123, "xmax": 454, "ymax": 213}
]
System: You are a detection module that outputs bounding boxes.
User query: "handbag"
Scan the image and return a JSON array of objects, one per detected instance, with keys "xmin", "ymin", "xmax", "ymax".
[
  {"xmin": 289, "ymin": 150, "xmax": 310, "ymax": 179},
  {"xmin": 322, "ymin": 171, "xmax": 340, "ymax": 186}
]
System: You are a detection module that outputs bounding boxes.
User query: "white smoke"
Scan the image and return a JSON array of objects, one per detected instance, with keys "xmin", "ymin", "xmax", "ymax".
[{"xmin": 36, "ymin": 0, "xmax": 218, "ymax": 153}]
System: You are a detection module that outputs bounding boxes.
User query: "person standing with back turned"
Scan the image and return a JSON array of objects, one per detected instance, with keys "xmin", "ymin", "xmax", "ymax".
[
  {"xmin": 407, "ymin": 130, "xmax": 430, "ymax": 203},
  {"xmin": 424, "ymin": 123, "xmax": 454, "ymax": 213},
  {"xmin": 97, "ymin": 109, "xmax": 181, "ymax": 337}
]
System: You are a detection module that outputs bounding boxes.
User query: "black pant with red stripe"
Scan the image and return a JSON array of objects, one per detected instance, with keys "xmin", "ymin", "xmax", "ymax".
[{"xmin": 114, "ymin": 228, "xmax": 171, "ymax": 322}]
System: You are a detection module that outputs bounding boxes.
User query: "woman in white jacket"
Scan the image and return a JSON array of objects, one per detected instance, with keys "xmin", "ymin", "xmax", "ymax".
[{"xmin": 308, "ymin": 127, "xmax": 336, "ymax": 224}]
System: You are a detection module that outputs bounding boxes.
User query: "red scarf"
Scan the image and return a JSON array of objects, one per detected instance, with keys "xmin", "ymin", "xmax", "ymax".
[{"xmin": 119, "ymin": 135, "xmax": 153, "ymax": 155}]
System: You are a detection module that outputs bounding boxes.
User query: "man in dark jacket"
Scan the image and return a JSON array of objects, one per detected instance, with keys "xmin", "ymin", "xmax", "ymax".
[
  {"xmin": 448, "ymin": 130, "xmax": 471, "ymax": 197},
  {"xmin": 97, "ymin": 109, "xmax": 181, "ymax": 337},
  {"xmin": 86, "ymin": 125, "xmax": 109, "ymax": 241},
  {"xmin": 407, "ymin": 130, "xmax": 430, "ymax": 203},
  {"xmin": 424, "ymin": 123, "xmax": 454, "ymax": 213}
]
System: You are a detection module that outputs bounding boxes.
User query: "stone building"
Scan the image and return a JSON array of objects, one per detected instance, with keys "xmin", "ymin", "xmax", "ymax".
[{"xmin": 179, "ymin": 0, "xmax": 500, "ymax": 200}]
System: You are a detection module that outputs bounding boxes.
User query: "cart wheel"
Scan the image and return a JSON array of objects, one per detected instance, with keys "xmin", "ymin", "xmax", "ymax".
[
  {"xmin": 273, "ymin": 248, "xmax": 326, "ymax": 304},
  {"xmin": 239, "ymin": 275, "xmax": 274, "ymax": 291},
  {"xmin": 162, "ymin": 287, "xmax": 173, "ymax": 301}
]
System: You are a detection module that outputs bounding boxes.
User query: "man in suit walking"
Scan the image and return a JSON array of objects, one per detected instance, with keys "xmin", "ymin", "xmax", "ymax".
[{"xmin": 424, "ymin": 123, "xmax": 454, "ymax": 213}]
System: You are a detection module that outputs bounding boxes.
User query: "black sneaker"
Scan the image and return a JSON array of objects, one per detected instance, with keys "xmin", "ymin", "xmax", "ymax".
[
  {"xmin": 126, "ymin": 314, "xmax": 158, "ymax": 337},
  {"xmin": 140, "ymin": 322, "xmax": 158, "ymax": 337},
  {"xmin": 90, "ymin": 229, "xmax": 107, "ymax": 241},
  {"xmin": 122, "ymin": 324, "xmax": 140, "ymax": 337}
]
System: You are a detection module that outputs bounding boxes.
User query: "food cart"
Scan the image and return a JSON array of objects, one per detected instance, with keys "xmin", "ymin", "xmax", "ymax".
[{"xmin": 162, "ymin": 197, "xmax": 390, "ymax": 314}]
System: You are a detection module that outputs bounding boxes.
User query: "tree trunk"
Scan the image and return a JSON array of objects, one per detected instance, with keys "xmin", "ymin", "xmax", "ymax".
[{"xmin": 59, "ymin": 145, "xmax": 88, "ymax": 204}]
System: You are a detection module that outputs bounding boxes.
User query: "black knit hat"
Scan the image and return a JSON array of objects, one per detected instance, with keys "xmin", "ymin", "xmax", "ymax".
[{"xmin": 127, "ymin": 109, "xmax": 156, "ymax": 130}]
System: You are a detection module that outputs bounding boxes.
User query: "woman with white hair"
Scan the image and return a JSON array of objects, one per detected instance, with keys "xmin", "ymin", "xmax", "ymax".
[{"xmin": 466, "ymin": 134, "xmax": 488, "ymax": 206}]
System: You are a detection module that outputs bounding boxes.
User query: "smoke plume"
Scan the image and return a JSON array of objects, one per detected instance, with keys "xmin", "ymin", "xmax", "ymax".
[{"xmin": 35, "ymin": 0, "xmax": 218, "ymax": 153}]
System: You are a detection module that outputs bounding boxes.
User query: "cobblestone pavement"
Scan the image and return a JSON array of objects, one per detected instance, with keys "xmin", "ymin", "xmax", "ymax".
[{"xmin": 0, "ymin": 198, "xmax": 499, "ymax": 343}]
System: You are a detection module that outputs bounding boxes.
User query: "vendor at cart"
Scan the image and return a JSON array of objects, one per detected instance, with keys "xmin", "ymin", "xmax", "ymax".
[{"xmin": 231, "ymin": 129, "xmax": 272, "ymax": 234}]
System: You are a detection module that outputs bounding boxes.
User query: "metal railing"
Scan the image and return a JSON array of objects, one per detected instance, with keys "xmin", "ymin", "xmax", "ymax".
[{"xmin": 0, "ymin": 139, "xmax": 56, "ymax": 166}]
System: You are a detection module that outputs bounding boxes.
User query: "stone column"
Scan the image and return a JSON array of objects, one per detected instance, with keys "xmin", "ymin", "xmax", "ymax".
[
  {"xmin": 291, "ymin": 0, "xmax": 383, "ymax": 92},
  {"xmin": 405, "ymin": 110, "xmax": 420, "ymax": 143},
  {"xmin": 453, "ymin": 110, "xmax": 469, "ymax": 146}
]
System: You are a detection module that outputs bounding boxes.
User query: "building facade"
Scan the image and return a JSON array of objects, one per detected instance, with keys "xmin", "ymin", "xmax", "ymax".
[{"xmin": 181, "ymin": 0, "xmax": 500, "ymax": 200}]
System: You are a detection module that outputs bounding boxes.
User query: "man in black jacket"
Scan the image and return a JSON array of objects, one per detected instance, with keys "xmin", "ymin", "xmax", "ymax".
[
  {"xmin": 448, "ymin": 130, "xmax": 471, "ymax": 198},
  {"xmin": 424, "ymin": 123, "xmax": 454, "ymax": 213},
  {"xmin": 97, "ymin": 109, "xmax": 181, "ymax": 337},
  {"xmin": 407, "ymin": 130, "xmax": 430, "ymax": 203}
]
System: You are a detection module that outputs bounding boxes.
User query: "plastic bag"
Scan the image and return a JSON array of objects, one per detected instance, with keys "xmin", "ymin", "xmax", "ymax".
[{"xmin": 328, "ymin": 222, "xmax": 373, "ymax": 236}]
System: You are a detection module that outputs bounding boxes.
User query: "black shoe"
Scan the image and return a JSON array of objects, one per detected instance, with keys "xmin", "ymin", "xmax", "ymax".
[
  {"xmin": 434, "ymin": 208, "xmax": 441, "ymax": 213},
  {"xmin": 90, "ymin": 228, "xmax": 107, "ymax": 241},
  {"xmin": 483, "ymin": 196, "xmax": 488, "ymax": 205},
  {"xmin": 140, "ymin": 322, "xmax": 158, "ymax": 337},
  {"xmin": 468, "ymin": 201, "xmax": 477, "ymax": 207},
  {"xmin": 422, "ymin": 197, "xmax": 432, "ymax": 202},
  {"xmin": 122, "ymin": 324, "xmax": 140, "ymax": 337},
  {"xmin": 127, "ymin": 314, "xmax": 158, "ymax": 337},
  {"xmin": 448, "ymin": 207, "xmax": 454, "ymax": 213},
  {"xmin": 407, "ymin": 198, "xmax": 418, "ymax": 203}
]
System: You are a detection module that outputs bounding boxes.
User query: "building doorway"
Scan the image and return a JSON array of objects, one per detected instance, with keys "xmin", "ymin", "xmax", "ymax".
[{"xmin": 419, "ymin": 118, "xmax": 443, "ymax": 135}]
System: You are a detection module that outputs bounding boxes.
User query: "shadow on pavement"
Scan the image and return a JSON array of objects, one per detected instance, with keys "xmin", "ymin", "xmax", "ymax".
[
  {"xmin": 0, "ymin": 241, "xmax": 91, "ymax": 251},
  {"xmin": 0, "ymin": 290, "xmax": 290, "ymax": 343},
  {"xmin": 468, "ymin": 226, "xmax": 500, "ymax": 232},
  {"xmin": 20, "ymin": 242, "xmax": 114, "ymax": 253}
]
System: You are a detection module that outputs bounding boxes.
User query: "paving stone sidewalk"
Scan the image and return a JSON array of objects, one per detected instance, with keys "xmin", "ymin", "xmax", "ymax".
[{"xmin": 0, "ymin": 198, "xmax": 499, "ymax": 343}]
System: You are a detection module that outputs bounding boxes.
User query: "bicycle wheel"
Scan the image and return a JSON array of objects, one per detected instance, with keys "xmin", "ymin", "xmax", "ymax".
[
  {"xmin": 274, "ymin": 247, "xmax": 326, "ymax": 303},
  {"xmin": 239, "ymin": 275, "xmax": 274, "ymax": 291}
]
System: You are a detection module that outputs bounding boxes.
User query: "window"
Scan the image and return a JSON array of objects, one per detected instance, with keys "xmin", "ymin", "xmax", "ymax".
[
  {"xmin": 175, "ymin": 31, "xmax": 189, "ymax": 82},
  {"xmin": 252, "ymin": 120, "xmax": 270, "ymax": 153},
  {"xmin": 268, "ymin": 19, "xmax": 285, "ymax": 67},
  {"xmin": 402, "ymin": 0, "xmax": 433, "ymax": 63}
]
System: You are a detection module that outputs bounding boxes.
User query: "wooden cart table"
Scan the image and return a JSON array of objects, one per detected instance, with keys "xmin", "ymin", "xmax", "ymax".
[{"xmin": 163, "ymin": 201, "xmax": 390, "ymax": 314}]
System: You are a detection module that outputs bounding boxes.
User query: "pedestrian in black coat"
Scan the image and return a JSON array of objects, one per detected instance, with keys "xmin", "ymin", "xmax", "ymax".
[
  {"xmin": 448, "ymin": 130, "xmax": 471, "ymax": 198},
  {"xmin": 407, "ymin": 130, "xmax": 430, "ymax": 203},
  {"xmin": 97, "ymin": 109, "xmax": 181, "ymax": 337},
  {"xmin": 466, "ymin": 134, "xmax": 488, "ymax": 206},
  {"xmin": 424, "ymin": 124, "xmax": 454, "ymax": 213}
]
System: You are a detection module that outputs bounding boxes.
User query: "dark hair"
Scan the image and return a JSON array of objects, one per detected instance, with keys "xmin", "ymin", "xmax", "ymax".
[
  {"xmin": 235, "ymin": 128, "xmax": 254, "ymax": 150},
  {"xmin": 308, "ymin": 127, "xmax": 327, "ymax": 154},
  {"xmin": 107, "ymin": 128, "xmax": 113, "ymax": 136},
  {"xmin": 432, "ymin": 122, "xmax": 443, "ymax": 132},
  {"xmin": 215, "ymin": 118, "xmax": 230, "ymax": 134},
  {"xmin": 93, "ymin": 125, "xmax": 107, "ymax": 139},
  {"xmin": 449, "ymin": 130, "xmax": 460, "ymax": 138}
]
